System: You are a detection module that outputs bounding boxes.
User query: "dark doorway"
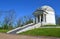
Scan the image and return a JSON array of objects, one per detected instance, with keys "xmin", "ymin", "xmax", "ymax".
[{"xmin": 41, "ymin": 14, "xmax": 43, "ymax": 22}]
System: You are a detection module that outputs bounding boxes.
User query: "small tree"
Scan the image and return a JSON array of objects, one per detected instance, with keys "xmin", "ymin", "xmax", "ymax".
[
  {"xmin": 3, "ymin": 16, "xmax": 9, "ymax": 29},
  {"xmin": 16, "ymin": 18, "xmax": 22, "ymax": 27},
  {"xmin": 2, "ymin": 24, "xmax": 8, "ymax": 29},
  {"xmin": 57, "ymin": 17, "xmax": 60, "ymax": 25},
  {"xmin": 26, "ymin": 19, "xmax": 33, "ymax": 24}
]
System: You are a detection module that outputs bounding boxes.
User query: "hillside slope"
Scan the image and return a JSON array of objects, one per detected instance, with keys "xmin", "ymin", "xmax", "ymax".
[{"xmin": 20, "ymin": 28, "xmax": 60, "ymax": 37}]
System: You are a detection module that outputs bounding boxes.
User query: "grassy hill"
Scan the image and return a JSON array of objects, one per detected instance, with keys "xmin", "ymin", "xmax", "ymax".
[
  {"xmin": 0, "ymin": 29, "xmax": 9, "ymax": 33},
  {"xmin": 20, "ymin": 28, "xmax": 60, "ymax": 37}
]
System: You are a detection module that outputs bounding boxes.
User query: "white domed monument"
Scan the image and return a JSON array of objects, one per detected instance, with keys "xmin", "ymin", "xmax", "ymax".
[
  {"xmin": 7, "ymin": 5, "xmax": 56, "ymax": 34},
  {"xmin": 33, "ymin": 5, "xmax": 56, "ymax": 25}
]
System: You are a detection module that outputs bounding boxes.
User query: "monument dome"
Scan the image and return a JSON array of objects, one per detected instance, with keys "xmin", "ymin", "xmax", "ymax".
[
  {"xmin": 33, "ymin": 5, "xmax": 55, "ymax": 16},
  {"xmin": 40, "ymin": 5, "xmax": 54, "ymax": 12}
]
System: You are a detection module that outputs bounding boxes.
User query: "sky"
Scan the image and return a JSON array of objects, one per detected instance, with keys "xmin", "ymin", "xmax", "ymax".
[{"xmin": 0, "ymin": 0, "xmax": 60, "ymax": 18}]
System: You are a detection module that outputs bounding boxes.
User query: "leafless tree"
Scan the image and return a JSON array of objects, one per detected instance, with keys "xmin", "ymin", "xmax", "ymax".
[
  {"xmin": 0, "ymin": 10, "xmax": 3, "ymax": 25},
  {"xmin": 3, "ymin": 9, "xmax": 16, "ymax": 29},
  {"xmin": 16, "ymin": 18, "xmax": 22, "ymax": 27},
  {"xmin": 23, "ymin": 16, "xmax": 27, "ymax": 25},
  {"xmin": 3, "ymin": 16, "xmax": 9, "ymax": 29},
  {"xmin": 8, "ymin": 10, "xmax": 16, "ymax": 29},
  {"xmin": 23, "ymin": 16, "xmax": 33, "ymax": 25},
  {"xmin": 26, "ymin": 16, "xmax": 33, "ymax": 24}
]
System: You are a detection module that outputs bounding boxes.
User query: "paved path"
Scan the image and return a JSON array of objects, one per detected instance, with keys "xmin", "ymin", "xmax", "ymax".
[{"xmin": 0, "ymin": 33, "xmax": 60, "ymax": 39}]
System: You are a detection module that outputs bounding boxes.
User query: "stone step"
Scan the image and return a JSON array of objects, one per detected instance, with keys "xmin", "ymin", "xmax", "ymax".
[{"xmin": 7, "ymin": 23, "xmax": 34, "ymax": 34}]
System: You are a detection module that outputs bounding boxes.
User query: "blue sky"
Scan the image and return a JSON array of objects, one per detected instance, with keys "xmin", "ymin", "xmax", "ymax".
[{"xmin": 0, "ymin": 0, "xmax": 60, "ymax": 18}]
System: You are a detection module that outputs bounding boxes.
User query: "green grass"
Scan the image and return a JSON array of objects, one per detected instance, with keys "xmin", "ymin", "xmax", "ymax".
[
  {"xmin": 0, "ymin": 29, "xmax": 9, "ymax": 33},
  {"xmin": 44, "ymin": 25, "xmax": 57, "ymax": 27},
  {"xmin": 20, "ymin": 28, "xmax": 60, "ymax": 37},
  {"xmin": 43, "ymin": 25, "xmax": 60, "ymax": 27}
]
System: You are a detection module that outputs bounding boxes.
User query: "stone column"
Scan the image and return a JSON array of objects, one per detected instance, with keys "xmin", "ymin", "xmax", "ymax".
[
  {"xmin": 45, "ymin": 14, "xmax": 46, "ymax": 22},
  {"xmin": 39, "ymin": 15, "xmax": 41, "ymax": 23},
  {"xmin": 43, "ymin": 14, "xmax": 45, "ymax": 22},
  {"xmin": 36, "ymin": 16, "xmax": 38, "ymax": 23}
]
